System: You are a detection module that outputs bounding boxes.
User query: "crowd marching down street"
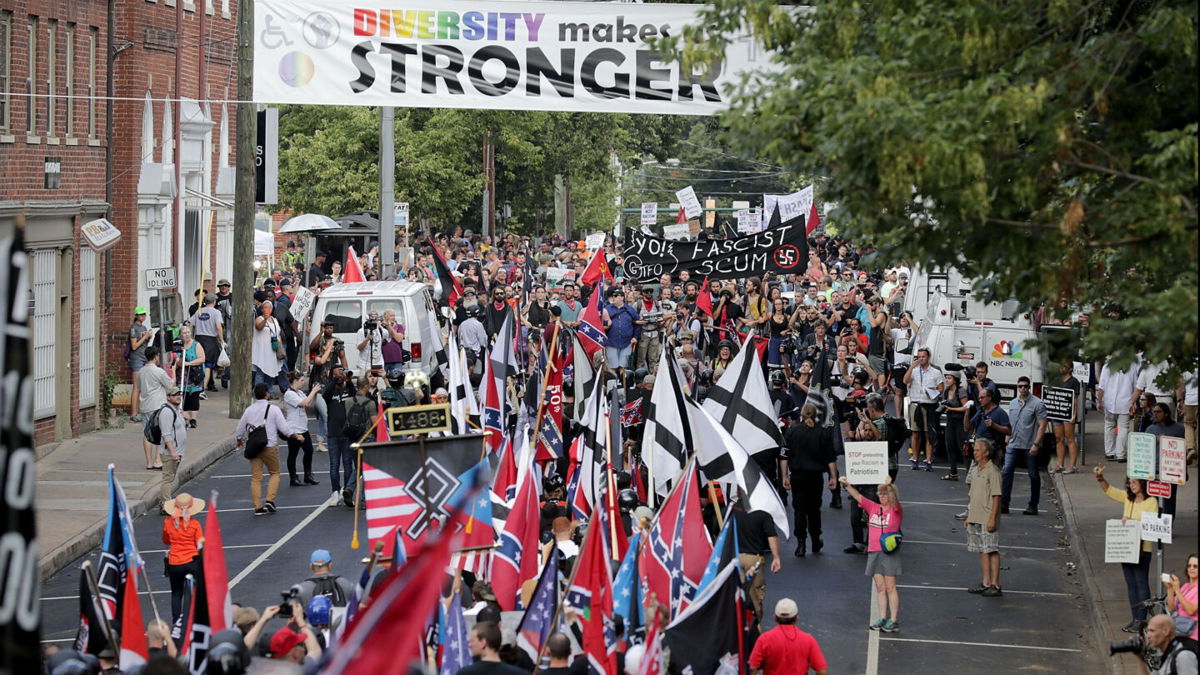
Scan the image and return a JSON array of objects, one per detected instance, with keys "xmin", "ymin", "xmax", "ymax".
[{"xmin": 47, "ymin": 221, "xmax": 1198, "ymax": 675}]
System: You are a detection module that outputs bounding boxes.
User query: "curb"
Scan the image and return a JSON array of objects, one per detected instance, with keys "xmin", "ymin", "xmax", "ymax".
[
  {"xmin": 1053, "ymin": 471, "xmax": 1123, "ymax": 675},
  {"xmin": 37, "ymin": 437, "xmax": 238, "ymax": 582}
]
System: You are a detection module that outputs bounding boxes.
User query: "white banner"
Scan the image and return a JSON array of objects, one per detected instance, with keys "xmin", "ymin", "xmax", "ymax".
[
  {"xmin": 290, "ymin": 285, "xmax": 317, "ymax": 323},
  {"xmin": 585, "ymin": 232, "xmax": 606, "ymax": 251},
  {"xmin": 640, "ymin": 202, "xmax": 658, "ymax": 226},
  {"xmin": 253, "ymin": 0, "xmax": 780, "ymax": 115},
  {"xmin": 676, "ymin": 186, "xmax": 702, "ymax": 220},
  {"xmin": 762, "ymin": 185, "xmax": 813, "ymax": 227}
]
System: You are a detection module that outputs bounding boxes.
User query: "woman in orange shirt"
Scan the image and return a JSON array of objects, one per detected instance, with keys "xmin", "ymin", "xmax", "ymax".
[{"xmin": 162, "ymin": 493, "xmax": 205, "ymax": 623}]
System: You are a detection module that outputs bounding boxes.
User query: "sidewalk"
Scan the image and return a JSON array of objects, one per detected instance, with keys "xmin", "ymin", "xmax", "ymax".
[
  {"xmin": 1055, "ymin": 422, "xmax": 1197, "ymax": 675},
  {"xmin": 36, "ymin": 390, "xmax": 238, "ymax": 581}
]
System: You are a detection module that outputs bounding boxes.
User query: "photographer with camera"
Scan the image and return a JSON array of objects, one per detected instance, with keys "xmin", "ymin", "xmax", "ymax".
[
  {"xmin": 1110, "ymin": 613, "xmax": 1199, "ymax": 674},
  {"xmin": 355, "ymin": 310, "xmax": 387, "ymax": 374},
  {"xmin": 966, "ymin": 361, "xmax": 1000, "ymax": 409},
  {"xmin": 379, "ymin": 309, "xmax": 407, "ymax": 383},
  {"xmin": 308, "ymin": 320, "xmax": 348, "ymax": 453},
  {"xmin": 904, "ymin": 347, "xmax": 943, "ymax": 472}
]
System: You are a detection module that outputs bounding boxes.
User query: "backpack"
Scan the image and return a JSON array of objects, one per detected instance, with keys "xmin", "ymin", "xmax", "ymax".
[
  {"xmin": 307, "ymin": 575, "xmax": 348, "ymax": 607},
  {"xmin": 344, "ymin": 396, "xmax": 372, "ymax": 441},
  {"xmin": 143, "ymin": 404, "xmax": 176, "ymax": 445}
]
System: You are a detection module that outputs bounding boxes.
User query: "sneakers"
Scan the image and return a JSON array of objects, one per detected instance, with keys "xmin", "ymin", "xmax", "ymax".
[
  {"xmin": 1063, "ymin": 466, "xmax": 1078, "ymax": 474},
  {"xmin": 1051, "ymin": 465, "xmax": 1062, "ymax": 473},
  {"xmin": 199, "ymin": 392, "xmax": 208, "ymax": 401},
  {"xmin": 254, "ymin": 507, "xmax": 267, "ymax": 516},
  {"xmin": 923, "ymin": 460, "xmax": 933, "ymax": 472},
  {"xmin": 328, "ymin": 491, "xmax": 341, "ymax": 507},
  {"xmin": 1022, "ymin": 506, "xmax": 1038, "ymax": 516},
  {"xmin": 264, "ymin": 500, "xmax": 277, "ymax": 513},
  {"xmin": 315, "ymin": 442, "xmax": 328, "ymax": 453},
  {"xmin": 342, "ymin": 489, "xmax": 354, "ymax": 507},
  {"xmin": 910, "ymin": 459, "xmax": 919, "ymax": 470},
  {"xmin": 881, "ymin": 620, "xmax": 900, "ymax": 633},
  {"xmin": 843, "ymin": 544, "xmax": 865, "ymax": 555},
  {"xmin": 981, "ymin": 586, "xmax": 1003, "ymax": 597},
  {"xmin": 941, "ymin": 473, "xmax": 958, "ymax": 481},
  {"xmin": 967, "ymin": 584, "xmax": 989, "ymax": 594},
  {"xmin": 1121, "ymin": 620, "xmax": 1143, "ymax": 633},
  {"xmin": 955, "ymin": 510, "xmax": 968, "ymax": 520},
  {"xmin": 869, "ymin": 618, "xmax": 887, "ymax": 630}
]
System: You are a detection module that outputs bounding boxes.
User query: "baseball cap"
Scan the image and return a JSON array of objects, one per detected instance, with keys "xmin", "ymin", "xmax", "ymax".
[
  {"xmin": 269, "ymin": 627, "xmax": 307, "ymax": 659},
  {"xmin": 134, "ymin": 306, "xmax": 148, "ymax": 315},
  {"xmin": 166, "ymin": 386, "xmax": 182, "ymax": 396},
  {"xmin": 218, "ymin": 279, "xmax": 231, "ymax": 287},
  {"xmin": 642, "ymin": 374, "xmax": 656, "ymax": 386},
  {"xmin": 310, "ymin": 549, "xmax": 332, "ymax": 566},
  {"xmin": 775, "ymin": 598, "xmax": 798, "ymax": 619},
  {"xmin": 280, "ymin": 278, "xmax": 293, "ymax": 287}
]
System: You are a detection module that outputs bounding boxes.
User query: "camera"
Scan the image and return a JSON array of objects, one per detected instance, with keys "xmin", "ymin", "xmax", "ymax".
[
  {"xmin": 363, "ymin": 319, "xmax": 379, "ymax": 331},
  {"xmin": 278, "ymin": 589, "xmax": 299, "ymax": 618},
  {"xmin": 779, "ymin": 335, "xmax": 804, "ymax": 356},
  {"xmin": 332, "ymin": 339, "xmax": 344, "ymax": 352}
]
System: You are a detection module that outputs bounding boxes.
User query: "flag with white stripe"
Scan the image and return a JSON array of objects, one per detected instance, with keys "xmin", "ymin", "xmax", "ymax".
[
  {"xmin": 643, "ymin": 348, "xmax": 693, "ymax": 495},
  {"xmin": 702, "ymin": 344, "xmax": 783, "ymax": 455},
  {"xmin": 447, "ymin": 332, "xmax": 479, "ymax": 434},
  {"xmin": 687, "ymin": 401, "xmax": 789, "ymax": 540},
  {"xmin": 572, "ymin": 334, "xmax": 596, "ymax": 419}
]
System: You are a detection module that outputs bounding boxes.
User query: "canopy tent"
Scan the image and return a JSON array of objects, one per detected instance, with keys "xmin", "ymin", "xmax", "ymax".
[{"xmin": 254, "ymin": 228, "xmax": 274, "ymax": 256}]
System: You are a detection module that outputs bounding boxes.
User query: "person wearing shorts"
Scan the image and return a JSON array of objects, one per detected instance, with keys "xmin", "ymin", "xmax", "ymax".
[
  {"xmin": 128, "ymin": 308, "xmax": 153, "ymax": 422},
  {"xmin": 966, "ymin": 438, "xmax": 1003, "ymax": 597}
]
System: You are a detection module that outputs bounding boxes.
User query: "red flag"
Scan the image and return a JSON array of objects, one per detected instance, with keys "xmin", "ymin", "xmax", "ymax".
[
  {"xmin": 580, "ymin": 250, "xmax": 613, "ymax": 287},
  {"xmin": 676, "ymin": 207, "xmax": 686, "ymax": 224},
  {"xmin": 807, "ymin": 199, "xmax": 820, "ymax": 235},
  {"xmin": 118, "ymin": 572, "xmax": 148, "ymax": 669},
  {"xmin": 695, "ymin": 278, "xmax": 713, "ymax": 317},
  {"xmin": 641, "ymin": 463, "xmax": 712, "ymax": 618},
  {"xmin": 375, "ymin": 400, "xmax": 390, "ymax": 443},
  {"xmin": 534, "ymin": 341, "xmax": 565, "ymax": 463},
  {"xmin": 429, "ymin": 243, "xmax": 463, "ymax": 307},
  {"xmin": 343, "ymin": 246, "xmax": 366, "ymax": 284},
  {"xmin": 566, "ymin": 515, "xmax": 617, "ymax": 674},
  {"xmin": 577, "ymin": 284, "xmax": 608, "ymax": 359},
  {"xmin": 491, "ymin": 462, "xmax": 541, "ymax": 611},
  {"xmin": 203, "ymin": 492, "xmax": 231, "ymax": 634},
  {"xmin": 736, "ymin": 331, "xmax": 770, "ymax": 361}
]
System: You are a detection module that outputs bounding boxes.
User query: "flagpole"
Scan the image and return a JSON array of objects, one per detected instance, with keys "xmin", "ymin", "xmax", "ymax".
[
  {"xmin": 82, "ymin": 560, "xmax": 119, "ymax": 654},
  {"xmin": 350, "ymin": 410, "xmax": 387, "ymax": 549},
  {"xmin": 603, "ymin": 416, "xmax": 620, "ymax": 562},
  {"xmin": 529, "ymin": 323, "xmax": 561, "ymax": 459},
  {"xmin": 139, "ymin": 565, "xmax": 164, "ymax": 627}
]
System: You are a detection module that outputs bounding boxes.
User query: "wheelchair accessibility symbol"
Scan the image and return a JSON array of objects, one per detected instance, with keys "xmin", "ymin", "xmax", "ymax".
[{"xmin": 260, "ymin": 14, "xmax": 293, "ymax": 50}]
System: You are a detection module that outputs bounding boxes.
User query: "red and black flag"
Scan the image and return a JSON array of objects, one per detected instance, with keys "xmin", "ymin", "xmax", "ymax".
[{"xmin": 429, "ymin": 243, "xmax": 463, "ymax": 308}]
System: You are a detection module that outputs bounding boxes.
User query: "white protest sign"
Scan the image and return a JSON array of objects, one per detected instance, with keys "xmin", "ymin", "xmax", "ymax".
[
  {"xmin": 736, "ymin": 209, "xmax": 762, "ymax": 234},
  {"xmin": 585, "ymin": 233, "xmax": 606, "ymax": 251},
  {"xmin": 1105, "ymin": 519, "xmax": 1141, "ymax": 564},
  {"xmin": 844, "ymin": 442, "xmax": 890, "ymax": 486},
  {"xmin": 675, "ymin": 186, "xmax": 703, "ymax": 220},
  {"xmin": 1126, "ymin": 432, "xmax": 1157, "ymax": 480},
  {"xmin": 640, "ymin": 203, "xmax": 658, "ymax": 226},
  {"xmin": 1159, "ymin": 436, "xmax": 1187, "ymax": 485},
  {"xmin": 762, "ymin": 185, "xmax": 814, "ymax": 227},
  {"xmin": 290, "ymin": 285, "xmax": 316, "ymax": 323},
  {"xmin": 1072, "ymin": 361, "xmax": 1090, "ymax": 384},
  {"xmin": 544, "ymin": 267, "xmax": 575, "ymax": 291},
  {"xmin": 1140, "ymin": 513, "xmax": 1173, "ymax": 544},
  {"xmin": 662, "ymin": 223, "xmax": 691, "ymax": 241}
]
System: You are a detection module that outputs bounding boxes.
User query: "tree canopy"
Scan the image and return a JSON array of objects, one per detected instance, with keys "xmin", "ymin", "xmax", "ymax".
[{"xmin": 670, "ymin": 0, "xmax": 1197, "ymax": 379}]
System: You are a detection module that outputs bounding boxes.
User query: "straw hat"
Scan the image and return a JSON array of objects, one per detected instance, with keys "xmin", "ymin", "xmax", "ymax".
[{"xmin": 163, "ymin": 493, "xmax": 206, "ymax": 517}]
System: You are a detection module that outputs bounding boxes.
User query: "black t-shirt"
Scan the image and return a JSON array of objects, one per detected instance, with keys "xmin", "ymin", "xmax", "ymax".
[
  {"xmin": 458, "ymin": 661, "xmax": 528, "ymax": 675},
  {"xmin": 717, "ymin": 301, "xmax": 744, "ymax": 327},
  {"xmin": 784, "ymin": 423, "xmax": 836, "ymax": 474},
  {"xmin": 733, "ymin": 508, "xmax": 776, "ymax": 556},
  {"xmin": 540, "ymin": 667, "xmax": 572, "ymax": 675},
  {"xmin": 323, "ymin": 382, "xmax": 355, "ymax": 438}
]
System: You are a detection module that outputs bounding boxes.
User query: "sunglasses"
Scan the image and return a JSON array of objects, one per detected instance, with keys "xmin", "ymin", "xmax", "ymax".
[{"xmin": 1018, "ymin": 384, "xmax": 1030, "ymax": 389}]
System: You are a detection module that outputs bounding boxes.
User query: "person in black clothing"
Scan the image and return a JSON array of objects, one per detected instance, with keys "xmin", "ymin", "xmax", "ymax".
[
  {"xmin": 459, "ymin": 622, "xmax": 526, "ymax": 675},
  {"xmin": 308, "ymin": 252, "xmax": 327, "ymax": 288},
  {"xmin": 539, "ymin": 632, "xmax": 573, "ymax": 675},
  {"xmin": 782, "ymin": 403, "xmax": 839, "ymax": 557},
  {"xmin": 484, "ymin": 285, "xmax": 511, "ymax": 340},
  {"xmin": 732, "ymin": 498, "xmax": 782, "ymax": 627},
  {"xmin": 321, "ymin": 365, "xmax": 357, "ymax": 507}
]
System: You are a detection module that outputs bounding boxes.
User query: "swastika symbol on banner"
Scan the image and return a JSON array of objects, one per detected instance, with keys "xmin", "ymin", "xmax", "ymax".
[{"xmin": 773, "ymin": 245, "xmax": 801, "ymax": 268}]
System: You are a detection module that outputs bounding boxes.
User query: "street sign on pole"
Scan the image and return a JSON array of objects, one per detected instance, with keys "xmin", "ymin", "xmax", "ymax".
[
  {"xmin": 394, "ymin": 202, "xmax": 409, "ymax": 227},
  {"xmin": 1158, "ymin": 436, "xmax": 1187, "ymax": 485},
  {"xmin": 1147, "ymin": 481, "xmax": 1172, "ymax": 499},
  {"xmin": 145, "ymin": 267, "xmax": 178, "ymax": 291}
]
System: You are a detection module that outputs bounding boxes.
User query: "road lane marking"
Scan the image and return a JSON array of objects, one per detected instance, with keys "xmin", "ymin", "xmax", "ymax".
[
  {"xmin": 211, "ymin": 472, "xmax": 330, "ymax": 479},
  {"xmin": 903, "ymin": 501, "xmax": 968, "ymax": 507},
  {"xmin": 216, "ymin": 503, "xmax": 332, "ymax": 513},
  {"xmin": 139, "ymin": 543, "xmax": 271, "ymax": 555},
  {"xmin": 43, "ymin": 589, "xmax": 169, "ymax": 601},
  {"xmin": 902, "ymin": 539, "xmax": 1060, "ymax": 552},
  {"xmin": 879, "ymin": 636, "xmax": 1081, "ymax": 653},
  {"xmin": 896, "ymin": 584, "xmax": 1071, "ymax": 597},
  {"xmin": 865, "ymin": 582, "xmax": 879, "ymax": 675},
  {"xmin": 229, "ymin": 499, "xmax": 331, "ymax": 588}
]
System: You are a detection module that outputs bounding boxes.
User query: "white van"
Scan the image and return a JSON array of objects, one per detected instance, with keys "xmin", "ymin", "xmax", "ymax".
[{"xmin": 304, "ymin": 281, "xmax": 443, "ymax": 378}]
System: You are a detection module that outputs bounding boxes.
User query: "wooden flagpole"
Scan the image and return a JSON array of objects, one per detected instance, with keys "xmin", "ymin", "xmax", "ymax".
[{"xmin": 529, "ymin": 323, "xmax": 561, "ymax": 458}]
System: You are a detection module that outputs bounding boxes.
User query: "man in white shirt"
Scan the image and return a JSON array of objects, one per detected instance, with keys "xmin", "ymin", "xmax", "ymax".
[
  {"xmin": 158, "ymin": 387, "xmax": 187, "ymax": 508},
  {"xmin": 235, "ymin": 383, "xmax": 290, "ymax": 515},
  {"xmin": 355, "ymin": 311, "xmax": 387, "ymax": 374},
  {"xmin": 139, "ymin": 346, "xmax": 175, "ymax": 471},
  {"xmin": 1098, "ymin": 358, "xmax": 1140, "ymax": 461},
  {"xmin": 904, "ymin": 347, "xmax": 943, "ymax": 471}
]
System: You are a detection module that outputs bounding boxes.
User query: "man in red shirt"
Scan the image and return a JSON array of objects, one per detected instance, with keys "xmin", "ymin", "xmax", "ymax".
[{"xmin": 749, "ymin": 598, "xmax": 829, "ymax": 675}]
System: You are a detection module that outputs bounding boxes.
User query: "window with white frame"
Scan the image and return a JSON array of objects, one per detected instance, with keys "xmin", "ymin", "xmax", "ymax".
[
  {"xmin": 31, "ymin": 249, "xmax": 57, "ymax": 418},
  {"xmin": 26, "ymin": 16, "xmax": 36, "ymax": 136},
  {"xmin": 1, "ymin": 11, "xmax": 11, "ymax": 132},
  {"xmin": 79, "ymin": 248, "xmax": 98, "ymax": 407},
  {"xmin": 65, "ymin": 23, "xmax": 74, "ymax": 137},
  {"xmin": 46, "ymin": 19, "xmax": 56, "ymax": 137}
]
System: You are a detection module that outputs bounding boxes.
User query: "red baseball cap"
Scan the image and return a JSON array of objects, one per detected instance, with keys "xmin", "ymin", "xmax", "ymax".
[{"xmin": 269, "ymin": 627, "xmax": 306, "ymax": 659}]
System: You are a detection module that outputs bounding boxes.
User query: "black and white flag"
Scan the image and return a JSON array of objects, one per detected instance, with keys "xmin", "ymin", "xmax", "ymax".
[
  {"xmin": 663, "ymin": 560, "xmax": 745, "ymax": 675},
  {"xmin": 688, "ymin": 400, "xmax": 789, "ymax": 540},
  {"xmin": 644, "ymin": 349, "xmax": 693, "ymax": 496},
  {"xmin": 447, "ymin": 332, "xmax": 479, "ymax": 434},
  {"xmin": 702, "ymin": 345, "xmax": 783, "ymax": 455}
]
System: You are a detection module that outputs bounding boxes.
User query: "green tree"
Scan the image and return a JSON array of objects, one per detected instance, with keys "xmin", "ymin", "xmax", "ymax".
[{"xmin": 670, "ymin": 0, "xmax": 1197, "ymax": 379}]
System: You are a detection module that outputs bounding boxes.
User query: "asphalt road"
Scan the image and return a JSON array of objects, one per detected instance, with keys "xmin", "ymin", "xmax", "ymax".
[{"xmin": 40, "ymin": 447, "xmax": 1106, "ymax": 674}]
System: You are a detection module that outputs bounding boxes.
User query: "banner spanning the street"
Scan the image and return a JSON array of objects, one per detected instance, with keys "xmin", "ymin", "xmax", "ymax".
[
  {"xmin": 253, "ymin": 0, "xmax": 781, "ymax": 115},
  {"xmin": 621, "ymin": 219, "xmax": 810, "ymax": 282}
]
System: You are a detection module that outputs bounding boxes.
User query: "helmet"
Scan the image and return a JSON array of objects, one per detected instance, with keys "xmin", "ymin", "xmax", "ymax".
[
  {"xmin": 717, "ymin": 339, "xmax": 736, "ymax": 352},
  {"xmin": 205, "ymin": 629, "xmax": 251, "ymax": 675},
  {"xmin": 465, "ymin": 304, "xmax": 484, "ymax": 318},
  {"xmin": 307, "ymin": 595, "xmax": 333, "ymax": 627},
  {"xmin": 617, "ymin": 489, "xmax": 639, "ymax": 512},
  {"xmin": 769, "ymin": 370, "xmax": 786, "ymax": 387},
  {"xmin": 543, "ymin": 473, "xmax": 565, "ymax": 493}
]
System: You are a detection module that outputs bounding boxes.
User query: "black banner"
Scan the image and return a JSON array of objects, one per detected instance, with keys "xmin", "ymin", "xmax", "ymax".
[
  {"xmin": 621, "ymin": 219, "xmax": 809, "ymax": 283},
  {"xmin": 0, "ymin": 226, "xmax": 40, "ymax": 672}
]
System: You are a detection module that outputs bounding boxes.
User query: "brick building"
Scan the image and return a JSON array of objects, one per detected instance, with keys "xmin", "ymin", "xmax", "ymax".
[{"xmin": 0, "ymin": 0, "xmax": 237, "ymax": 447}]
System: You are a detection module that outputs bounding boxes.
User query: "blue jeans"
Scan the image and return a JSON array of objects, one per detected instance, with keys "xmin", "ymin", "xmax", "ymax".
[
  {"xmin": 767, "ymin": 337, "xmax": 785, "ymax": 366},
  {"xmin": 605, "ymin": 344, "xmax": 633, "ymax": 370},
  {"xmin": 1122, "ymin": 550, "xmax": 1152, "ymax": 621},
  {"xmin": 327, "ymin": 436, "xmax": 356, "ymax": 493},
  {"xmin": 253, "ymin": 366, "xmax": 288, "ymax": 394},
  {"xmin": 313, "ymin": 394, "xmax": 328, "ymax": 443},
  {"xmin": 1001, "ymin": 446, "xmax": 1040, "ymax": 509}
]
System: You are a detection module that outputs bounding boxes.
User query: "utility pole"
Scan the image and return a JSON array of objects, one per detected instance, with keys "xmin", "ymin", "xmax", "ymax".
[
  {"xmin": 230, "ymin": 0, "xmax": 255, "ymax": 418},
  {"xmin": 379, "ymin": 107, "xmax": 395, "ymax": 279}
]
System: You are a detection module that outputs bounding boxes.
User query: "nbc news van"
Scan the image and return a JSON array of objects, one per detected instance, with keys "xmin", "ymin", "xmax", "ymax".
[
  {"xmin": 304, "ymin": 281, "xmax": 443, "ymax": 379},
  {"xmin": 907, "ymin": 268, "xmax": 1045, "ymax": 402}
]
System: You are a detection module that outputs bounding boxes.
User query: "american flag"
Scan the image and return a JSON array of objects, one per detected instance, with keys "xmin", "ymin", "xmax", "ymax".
[
  {"xmin": 363, "ymin": 461, "xmax": 424, "ymax": 558},
  {"xmin": 515, "ymin": 554, "xmax": 561, "ymax": 662},
  {"xmin": 438, "ymin": 590, "xmax": 470, "ymax": 675}
]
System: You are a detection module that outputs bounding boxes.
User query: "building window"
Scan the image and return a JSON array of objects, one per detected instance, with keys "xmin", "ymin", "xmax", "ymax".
[
  {"xmin": 65, "ymin": 23, "xmax": 74, "ymax": 136},
  {"xmin": 87, "ymin": 27, "xmax": 96, "ymax": 139},
  {"xmin": 26, "ymin": 16, "xmax": 36, "ymax": 136},
  {"xmin": 79, "ymin": 248, "xmax": 98, "ymax": 407},
  {"xmin": 46, "ymin": 19, "xmax": 56, "ymax": 138},
  {"xmin": 1, "ymin": 11, "xmax": 11, "ymax": 132},
  {"xmin": 31, "ymin": 249, "xmax": 56, "ymax": 418}
]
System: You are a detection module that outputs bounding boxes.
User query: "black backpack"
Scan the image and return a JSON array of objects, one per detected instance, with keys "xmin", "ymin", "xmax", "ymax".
[
  {"xmin": 307, "ymin": 575, "xmax": 347, "ymax": 607},
  {"xmin": 344, "ymin": 396, "xmax": 372, "ymax": 441},
  {"xmin": 143, "ymin": 405, "xmax": 176, "ymax": 445}
]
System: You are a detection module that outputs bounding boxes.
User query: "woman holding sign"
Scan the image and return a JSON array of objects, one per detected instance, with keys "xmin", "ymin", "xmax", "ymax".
[
  {"xmin": 1094, "ymin": 466, "xmax": 1158, "ymax": 633},
  {"xmin": 839, "ymin": 476, "xmax": 903, "ymax": 633}
]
